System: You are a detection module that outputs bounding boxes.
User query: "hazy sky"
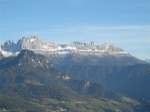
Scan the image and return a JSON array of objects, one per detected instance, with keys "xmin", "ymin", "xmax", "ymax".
[{"xmin": 0, "ymin": 0, "xmax": 150, "ymax": 59}]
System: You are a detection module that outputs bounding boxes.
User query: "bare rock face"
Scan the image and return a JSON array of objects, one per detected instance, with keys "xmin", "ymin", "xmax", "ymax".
[
  {"xmin": 1, "ymin": 40, "xmax": 17, "ymax": 52},
  {"xmin": 1, "ymin": 36, "xmax": 58, "ymax": 52},
  {"xmin": 98, "ymin": 43, "xmax": 124, "ymax": 52},
  {"xmin": 16, "ymin": 36, "xmax": 44, "ymax": 50},
  {"xmin": 1, "ymin": 36, "xmax": 130, "ymax": 56},
  {"xmin": 1, "ymin": 36, "xmax": 44, "ymax": 52}
]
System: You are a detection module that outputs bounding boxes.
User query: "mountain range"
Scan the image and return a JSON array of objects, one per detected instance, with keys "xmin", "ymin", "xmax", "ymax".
[
  {"xmin": 0, "ymin": 36, "xmax": 150, "ymax": 112},
  {"xmin": 1, "ymin": 36, "xmax": 130, "ymax": 54}
]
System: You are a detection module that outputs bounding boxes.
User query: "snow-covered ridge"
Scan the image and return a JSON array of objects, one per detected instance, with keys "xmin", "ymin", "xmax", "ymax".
[
  {"xmin": 0, "ymin": 36, "xmax": 129, "ymax": 56},
  {"xmin": 0, "ymin": 47, "xmax": 19, "ymax": 58}
]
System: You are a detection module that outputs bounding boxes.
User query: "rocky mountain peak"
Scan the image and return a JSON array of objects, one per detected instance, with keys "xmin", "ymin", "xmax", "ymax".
[
  {"xmin": 1, "ymin": 40, "xmax": 16, "ymax": 52},
  {"xmin": 99, "ymin": 42, "xmax": 124, "ymax": 52},
  {"xmin": 1, "ymin": 36, "xmax": 130, "ymax": 56},
  {"xmin": 17, "ymin": 36, "xmax": 44, "ymax": 50}
]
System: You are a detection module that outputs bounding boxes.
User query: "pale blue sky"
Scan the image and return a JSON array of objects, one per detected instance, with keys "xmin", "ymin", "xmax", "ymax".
[{"xmin": 0, "ymin": 0, "xmax": 150, "ymax": 59}]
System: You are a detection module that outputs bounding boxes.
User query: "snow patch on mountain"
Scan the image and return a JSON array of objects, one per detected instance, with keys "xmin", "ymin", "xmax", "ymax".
[
  {"xmin": 30, "ymin": 38, "xmax": 36, "ymax": 42},
  {"xmin": 1, "ymin": 36, "xmax": 130, "ymax": 57},
  {"xmin": 0, "ymin": 47, "xmax": 19, "ymax": 58}
]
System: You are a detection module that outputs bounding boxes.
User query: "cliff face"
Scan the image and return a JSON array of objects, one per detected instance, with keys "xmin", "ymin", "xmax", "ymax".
[{"xmin": 17, "ymin": 36, "xmax": 44, "ymax": 50}]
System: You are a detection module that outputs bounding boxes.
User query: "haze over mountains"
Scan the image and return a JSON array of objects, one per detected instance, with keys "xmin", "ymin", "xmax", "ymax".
[{"xmin": 0, "ymin": 36, "xmax": 150, "ymax": 111}]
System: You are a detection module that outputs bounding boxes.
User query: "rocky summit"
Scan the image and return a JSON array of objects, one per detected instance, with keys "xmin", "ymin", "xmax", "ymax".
[{"xmin": 1, "ymin": 36, "xmax": 129, "ymax": 54}]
